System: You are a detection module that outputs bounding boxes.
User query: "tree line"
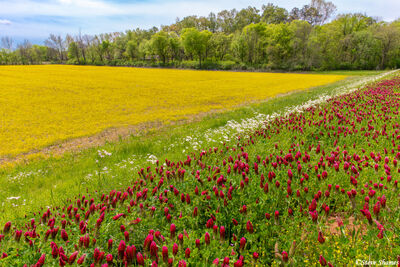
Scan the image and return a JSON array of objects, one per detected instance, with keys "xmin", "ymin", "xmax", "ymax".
[{"xmin": 1, "ymin": 0, "xmax": 400, "ymax": 70}]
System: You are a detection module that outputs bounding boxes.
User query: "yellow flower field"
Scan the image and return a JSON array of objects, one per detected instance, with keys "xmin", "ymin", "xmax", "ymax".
[{"xmin": 0, "ymin": 65, "xmax": 346, "ymax": 157}]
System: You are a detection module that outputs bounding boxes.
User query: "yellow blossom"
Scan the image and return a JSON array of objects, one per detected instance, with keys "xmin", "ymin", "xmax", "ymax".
[{"xmin": 0, "ymin": 65, "xmax": 346, "ymax": 157}]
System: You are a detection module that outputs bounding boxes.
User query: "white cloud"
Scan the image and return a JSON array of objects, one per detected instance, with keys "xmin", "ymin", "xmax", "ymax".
[
  {"xmin": 56, "ymin": 0, "xmax": 121, "ymax": 12},
  {"xmin": 0, "ymin": 19, "xmax": 12, "ymax": 25},
  {"xmin": 1, "ymin": 0, "xmax": 280, "ymax": 18},
  {"xmin": 0, "ymin": 0, "xmax": 398, "ymax": 21}
]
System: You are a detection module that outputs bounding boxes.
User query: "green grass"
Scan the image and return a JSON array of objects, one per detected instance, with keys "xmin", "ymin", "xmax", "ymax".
[
  {"xmin": 0, "ymin": 70, "xmax": 394, "ymax": 224},
  {"xmin": 311, "ymin": 70, "xmax": 386, "ymax": 76}
]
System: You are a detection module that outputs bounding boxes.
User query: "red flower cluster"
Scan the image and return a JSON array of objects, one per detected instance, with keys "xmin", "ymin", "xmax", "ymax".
[{"xmin": 1, "ymin": 77, "xmax": 400, "ymax": 265}]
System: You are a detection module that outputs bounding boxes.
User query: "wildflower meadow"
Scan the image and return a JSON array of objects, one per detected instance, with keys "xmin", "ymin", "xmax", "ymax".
[{"xmin": 1, "ymin": 72, "xmax": 399, "ymax": 266}]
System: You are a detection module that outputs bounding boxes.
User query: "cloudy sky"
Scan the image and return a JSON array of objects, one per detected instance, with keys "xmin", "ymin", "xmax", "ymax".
[{"xmin": 0, "ymin": 0, "xmax": 399, "ymax": 45}]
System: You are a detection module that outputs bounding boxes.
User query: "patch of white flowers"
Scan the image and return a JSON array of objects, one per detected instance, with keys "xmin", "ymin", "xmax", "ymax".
[
  {"xmin": 147, "ymin": 154, "xmax": 158, "ymax": 164},
  {"xmin": 97, "ymin": 149, "xmax": 112, "ymax": 158},
  {"xmin": 84, "ymin": 154, "xmax": 139, "ymax": 182},
  {"xmin": 114, "ymin": 156, "xmax": 137, "ymax": 170},
  {"xmin": 7, "ymin": 196, "xmax": 21, "ymax": 200},
  {"xmin": 173, "ymin": 70, "xmax": 399, "ymax": 151},
  {"xmin": 3, "ymin": 196, "xmax": 26, "ymax": 208},
  {"xmin": 333, "ymin": 70, "xmax": 399, "ymax": 95},
  {"xmin": 7, "ymin": 169, "xmax": 47, "ymax": 184}
]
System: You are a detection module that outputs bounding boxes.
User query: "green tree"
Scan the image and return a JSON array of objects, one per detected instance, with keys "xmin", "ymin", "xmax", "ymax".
[
  {"xmin": 125, "ymin": 40, "xmax": 137, "ymax": 61},
  {"xmin": 151, "ymin": 31, "xmax": 169, "ymax": 64},
  {"xmin": 212, "ymin": 33, "xmax": 233, "ymax": 60},
  {"xmin": 349, "ymin": 30, "xmax": 381, "ymax": 69},
  {"xmin": 261, "ymin": 4, "xmax": 289, "ymax": 24},
  {"xmin": 68, "ymin": 41, "xmax": 80, "ymax": 63},
  {"xmin": 168, "ymin": 32, "xmax": 182, "ymax": 61},
  {"xmin": 101, "ymin": 40, "xmax": 111, "ymax": 61},
  {"xmin": 207, "ymin": 12, "xmax": 218, "ymax": 33},
  {"xmin": 235, "ymin": 6, "xmax": 261, "ymax": 30},
  {"xmin": 289, "ymin": 20, "xmax": 313, "ymax": 69},
  {"xmin": 241, "ymin": 23, "xmax": 267, "ymax": 64},
  {"xmin": 335, "ymin": 13, "xmax": 375, "ymax": 35},
  {"xmin": 375, "ymin": 23, "xmax": 400, "ymax": 69},
  {"xmin": 265, "ymin": 23, "xmax": 294, "ymax": 69},
  {"xmin": 217, "ymin": 9, "xmax": 238, "ymax": 33},
  {"xmin": 31, "ymin": 45, "xmax": 48, "ymax": 63},
  {"xmin": 138, "ymin": 39, "xmax": 152, "ymax": 61},
  {"xmin": 231, "ymin": 33, "xmax": 247, "ymax": 62},
  {"xmin": 202, "ymin": 30, "xmax": 213, "ymax": 59},
  {"xmin": 181, "ymin": 28, "xmax": 211, "ymax": 67}
]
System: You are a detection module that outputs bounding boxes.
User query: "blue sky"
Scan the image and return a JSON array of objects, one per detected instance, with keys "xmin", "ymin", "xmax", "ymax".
[{"xmin": 0, "ymin": 0, "xmax": 399, "ymax": 45}]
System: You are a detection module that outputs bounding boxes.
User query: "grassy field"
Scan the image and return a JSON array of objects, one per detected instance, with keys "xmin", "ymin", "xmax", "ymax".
[
  {"xmin": 0, "ymin": 70, "xmax": 389, "ymax": 224},
  {"xmin": 311, "ymin": 70, "xmax": 386, "ymax": 76},
  {"xmin": 0, "ymin": 69, "xmax": 398, "ymax": 266},
  {"xmin": 0, "ymin": 65, "xmax": 346, "ymax": 158}
]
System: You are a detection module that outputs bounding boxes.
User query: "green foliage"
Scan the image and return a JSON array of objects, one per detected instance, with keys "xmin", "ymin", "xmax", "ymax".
[
  {"xmin": 261, "ymin": 3, "xmax": 289, "ymax": 24},
  {"xmin": 1, "ymin": 1, "xmax": 400, "ymax": 70},
  {"xmin": 181, "ymin": 28, "xmax": 212, "ymax": 67},
  {"xmin": 151, "ymin": 31, "xmax": 169, "ymax": 64},
  {"xmin": 67, "ymin": 41, "xmax": 79, "ymax": 62},
  {"xmin": 125, "ymin": 40, "xmax": 137, "ymax": 60}
]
